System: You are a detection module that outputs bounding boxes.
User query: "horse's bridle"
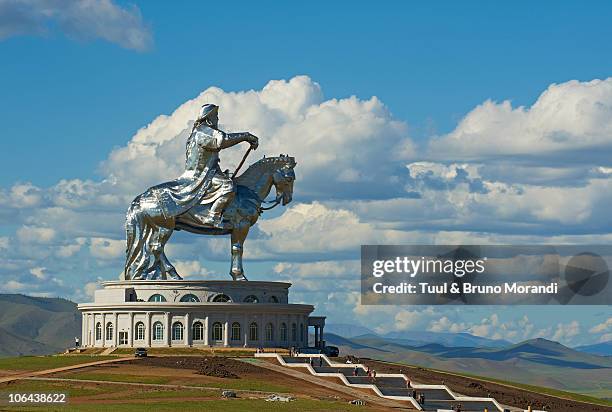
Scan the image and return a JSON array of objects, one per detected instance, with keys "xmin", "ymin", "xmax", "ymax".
[{"xmin": 260, "ymin": 197, "xmax": 281, "ymax": 211}]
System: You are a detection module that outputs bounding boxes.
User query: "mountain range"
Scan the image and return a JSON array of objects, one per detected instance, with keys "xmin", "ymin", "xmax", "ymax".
[{"xmin": 0, "ymin": 294, "xmax": 81, "ymax": 357}]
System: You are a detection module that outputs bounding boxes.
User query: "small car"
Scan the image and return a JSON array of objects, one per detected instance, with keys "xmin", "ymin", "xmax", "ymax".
[
  {"xmin": 323, "ymin": 346, "xmax": 339, "ymax": 357},
  {"xmin": 134, "ymin": 347, "xmax": 148, "ymax": 357}
]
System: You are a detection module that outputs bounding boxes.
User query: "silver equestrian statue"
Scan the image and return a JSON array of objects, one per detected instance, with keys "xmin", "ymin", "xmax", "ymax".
[{"xmin": 123, "ymin": 104, "xmax": 296, "ymax": 281}]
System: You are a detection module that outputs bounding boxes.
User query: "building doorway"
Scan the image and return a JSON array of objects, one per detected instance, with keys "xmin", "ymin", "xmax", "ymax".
[{"xmin": 119, "ymin": 331, "xmax": 128, "ymax": 346}]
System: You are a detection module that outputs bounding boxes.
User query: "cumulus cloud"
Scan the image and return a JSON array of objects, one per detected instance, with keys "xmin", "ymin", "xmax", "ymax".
[
  {"xmin": 89, "ymin": 237, "xmax": 123, "ymax": 259},
  {"xmin": 428, "ymin": 313, "xmax": 537, "ymax": 342},
  {"xmin": 29, "ymin": 266, "xmax": 46, "ymax": 280},
  {"xmin": 589, "ymin": 317, "xmax": 612, "ymax": 334},
  {"xmin": 173, "ymin": 260, "xmax": 212, "ymax": 279},
  {"xmin": 0, "ymin": 0, "xmax": 153, "ymax": 51},
  {"xmin": 102, "ymin": 76, "xmax": 414, "ymax": 200},
  {"xmin": 16, "ymin": 225, "xmax": 55, "ymax": 244},
  {"xmin": 428, "ymin": 78, "xmax": 612, "ymax": 160},
  {"xmin": 550, "ymin": 320, "xmax": 581, "ymax": 343}
]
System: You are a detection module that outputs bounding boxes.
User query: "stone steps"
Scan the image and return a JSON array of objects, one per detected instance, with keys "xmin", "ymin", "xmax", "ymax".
[{"xmin": 257, "ymin": 352, "xmax": 505, "ymax": 411}]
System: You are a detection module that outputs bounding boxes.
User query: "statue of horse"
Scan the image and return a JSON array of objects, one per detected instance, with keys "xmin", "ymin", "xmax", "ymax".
[{"xmin": 124, "ymin": 155, "xmax": 296, "ymax": 281}]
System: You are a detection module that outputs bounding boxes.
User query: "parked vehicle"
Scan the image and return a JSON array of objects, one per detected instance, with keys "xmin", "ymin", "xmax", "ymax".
[
  {"xmin": 323, "ymin": 346, "xmax": 339, "ymax": 357},
  {"xmin": 134, "ymin": 347, "xmax": 148, "ymax": 357}
]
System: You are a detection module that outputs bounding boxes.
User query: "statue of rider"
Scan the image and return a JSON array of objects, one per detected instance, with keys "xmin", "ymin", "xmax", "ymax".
[{"xmin": 186, "ymin": 104, "xmax": 259, "ymax": 228}]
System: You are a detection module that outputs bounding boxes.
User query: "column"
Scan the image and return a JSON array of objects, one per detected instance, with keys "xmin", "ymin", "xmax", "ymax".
[
  {"xmin": 80, "ymin": 313, "xmax": 86, "ymax": 348},
  {"xmin": 203, "ymin": 315, "xmax": 209, "ymax": 346},
  {"xmin": 129, "ymin": 312, "xmax": 134, "ymax": 347},
  {"xmin": 146, "ymin": 312, "xmax": 152, "ymax": 347},
  {"xmin": 113, "ymin": 312, "xmax": 119, "ymax": 347},
  {"xmin": 165, "ymin": 312, "xmax": 171, "ymax": 347},
  {"xmin": 101, "ymin": 313, "xmax": 106, "ymax": 348},
  {"xmin": 223, "ymin": 315, "xmax": 229, "ymax": 347},
  {"xmin": 287, "ymin": 314, "xmax": 293, "ymax": 345},
  {"xmin": 258, "ymin": 315, "xmax": 264, "ymax": 348},
  {"xmin": 274, "ymin": 314, "xmax": 280, "ymax": 348},
  {"xmin": 314, "ymin": 326, "xmax": 319, "ymax": 348},
  {"xmin": 88, "ymin": 314, "xmax": 94, "ymax": 346},
  {"xmin": 184, "ymin": 313, "xmax": 190, "ymax": 347},
  {"xmin": 243, "ymin": 314, "xmax": 248, "ymax": 347},
  {"xmin": 320, "ymin": 324, "xmax": 325, "ymax": 347}
]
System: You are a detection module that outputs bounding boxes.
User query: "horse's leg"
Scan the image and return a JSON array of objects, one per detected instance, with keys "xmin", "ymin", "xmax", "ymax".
[
  {"xmin": 157, "ymin": 225, "xmax": 181, "ymax": 280},
  {"xmin": 230, "ymin": 220, "xmax": 250, "ymax": 281}
]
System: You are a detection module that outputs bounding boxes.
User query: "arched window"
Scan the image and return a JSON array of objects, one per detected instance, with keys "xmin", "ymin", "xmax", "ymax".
[
  {"xmin": 243, "ymin": 295, "xmax": 259, "ymax": 303},
  {"xmin": 212, "ymin": 294, "xmax": 231, "ymax": 302},
  {"xmin": 249, "ymin": 322, "xmax": 258, "ymax": 341},
  {"xmin": 135, "ymin": 322, "xmax": 145, "ymax": 341},
  {"xmin": 172, "ymin": 322, "xmax": 183, "ymax": 341},
  {"xmin": 291, "ymin": 323, "xmax": 297, "ymax": 342},
  {"xmin": 265, "ymin": 323, "xmax": 274, "ymax": 341},
  {"xmin": 153, "ymin": 321, "xmax": 164, "ymax": 341},
  {"xmin": 280, "ymin": 323, "xmax": 287, "ymax": 341},
  {"xmin": 95, "ymin": 322, "xmax": 102, "ymax": 340},
  {"xmin": 231, "ymin": 322, "xmax": 241, "ymax": 341},
  {"xmin": 180, "ymin": 294, "xmax": 199, "ymax": 302},
  {"xmin": 148, "ymin": 294, "xmax": 166, "ymax": 302},
  {"xmin": 300, "ymin": 323, "xmax": 304, "ymax": 342},
  {"xmin": 212, "ymin": 322, "xmax": 223, "ymax": 341},
  {"xmin": 268, "ymin": 296, "xmax": 279, "ymax": 303},
  {"xmin": 192, "ymin": 322, "xmax": 204, "ymax": 341},
  {"xmin": 105, "ymin": 322, "xmax": 114, "ymax": 341}
]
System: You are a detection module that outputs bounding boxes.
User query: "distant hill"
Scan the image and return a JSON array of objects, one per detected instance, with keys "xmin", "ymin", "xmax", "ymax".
[
  {"xmin": 0, "ymin": 294, "xmax": 81, "ymax": 357},
  {"xmin": 325, "ymin": 334, "xmax": 612, "ymax": 399},
  {"xmin": 381, "ymin": 330, "xmax": 512, "ymax": 348},
  {"xmin": 325, "ymin": 323, "xmax": 376, "ymax": 338},
  {"xmin": 575, "ymin": 341, "xmax": 612, "ymax": 357},
  {"xmin": 326, "ymin": 323, "xmax": 511, "ymax": 348}
]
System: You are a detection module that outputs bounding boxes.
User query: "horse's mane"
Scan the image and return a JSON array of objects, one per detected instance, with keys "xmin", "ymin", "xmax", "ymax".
[{"xmin": 234, "ymin": 155, "xmax": 296, "ymax": 188}]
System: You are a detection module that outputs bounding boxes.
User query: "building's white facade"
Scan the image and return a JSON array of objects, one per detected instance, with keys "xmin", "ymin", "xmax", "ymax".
[{"xmin": 78, "ymin": 280, "xmax": 325, "ymax": 349}]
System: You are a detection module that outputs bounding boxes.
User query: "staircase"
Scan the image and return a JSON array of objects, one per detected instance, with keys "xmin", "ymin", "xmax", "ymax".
[
  {"xmin": 256, "ymin": 353, "xmax": 504, "ymax": 412},
  {"xmin": 100, "ymin": 347, "xmax": 116, "ymax": 355}
]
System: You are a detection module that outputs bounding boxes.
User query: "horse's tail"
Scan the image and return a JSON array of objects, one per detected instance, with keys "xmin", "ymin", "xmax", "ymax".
[{"xmin": 124, "ymin": 200, "xmax": 144, "ymax": 280}]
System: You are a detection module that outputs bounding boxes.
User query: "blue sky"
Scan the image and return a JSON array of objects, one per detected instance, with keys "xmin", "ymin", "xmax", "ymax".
[{"xmin": 1, "ymin": 0, "xmax": 611, "ymax": 346}]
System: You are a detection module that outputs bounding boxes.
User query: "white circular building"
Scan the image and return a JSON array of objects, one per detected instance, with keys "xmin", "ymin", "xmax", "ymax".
[{"xmin": 78, "ymin": 280, "xmax": 326, "ymax": 349}]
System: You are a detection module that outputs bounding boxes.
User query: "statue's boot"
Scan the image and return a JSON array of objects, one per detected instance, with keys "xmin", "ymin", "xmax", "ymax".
[{"xmin": 202, "ymin": 193, "xmax": 233, "ymax": 229}]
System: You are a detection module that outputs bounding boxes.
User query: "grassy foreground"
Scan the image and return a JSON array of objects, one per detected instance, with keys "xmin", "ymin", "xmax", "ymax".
[
  {"xmin": 0, "ymin": 356, "xmax": 116, "ymax": 372},
  {"xmin": 1, "ymin": 399, "xmax": 368, "ymax": 412},
  {"xmin": 0, "ymin": 380, "xmax": 370, "ymax": 412}
]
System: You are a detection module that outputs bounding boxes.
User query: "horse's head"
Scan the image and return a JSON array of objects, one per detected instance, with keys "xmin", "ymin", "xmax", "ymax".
[{"xmin": 272, "ymin": 155, "xmax": 296, "ymax": 205}]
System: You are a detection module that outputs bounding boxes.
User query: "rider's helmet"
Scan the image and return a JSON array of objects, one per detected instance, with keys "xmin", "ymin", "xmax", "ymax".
[{"xmin": 198, "ymin": 104, "xmax": 219, "ymax": 122}]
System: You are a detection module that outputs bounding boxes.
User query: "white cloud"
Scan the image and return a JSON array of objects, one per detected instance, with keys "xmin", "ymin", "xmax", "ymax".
[
  {"xmin": 0, "ymin": 0, "xmax": 153, "ymax": 51},
  {"xmin": 5, "ymin": 183, "xmax": 42, "ymax": 207},
  {"xmin": 102, "ymin": 76, "xmax": 414, "ymax": 200},
  {"xmin": 428, "ymin": 78, "xmax": 612, "ymax": 160},
  {"xmin": 29, "ymin": 266, "xmax": 46, "ymax": 280},
  {"xmin": 253, "ymin": 202, "xmax": 414, "ymax": 258},
  {"xmin": 427, "ymin": 313, "xmax": 537, "ymax": 342},
  {"xmin": 0, "ymin": 237, "xmax": 8, "ymax": 250},
  {"xmin": 173, "ymin": 260, "xmax": 211, "ymax": 279},
  {"xmin": 551, "ymin": 320, "xmax": 581, "ymax": 343},
  {"xmin": 274, "ymin": 260, "xmax": 360, "ymax": 278},
  {"xmin": 589, "ymin": 317, "xmax": 612, "ymax": 334},
  {"xmin": 56, "ymin": 237, "xmax": 86, "ymax": 258},
  {"xmin": 89, "ymin": 237, "xmax": 123, "ymax": 259},
  {"xmin": 84, "ymin": 281, "xmax": 98, "ymax": 298},
  {"xmin": 3, "ymin": 280, "xmax": 26, "ymax": 292},
  {"xmin": 16, "ymin": 226, "xmax": 55, "ymax": 244}
]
